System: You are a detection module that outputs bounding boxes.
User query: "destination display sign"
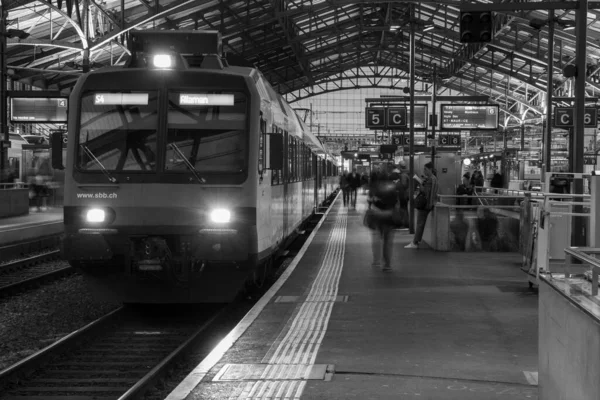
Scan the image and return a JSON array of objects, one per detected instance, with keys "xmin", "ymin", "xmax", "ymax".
[
  {"xmin": 440, "ymin": 104, "xmax": 499, "ymax": 130},
  {"xmin": 179, "ymin": 93, "xmax": 234, "ymax": 106},
  {"xmin": 10, "ymin": 97, "xmax": 68, "ymax": 122},
  {"xmin": 93, "ymin": 93, "xmax": 149, "ymax": 105}
]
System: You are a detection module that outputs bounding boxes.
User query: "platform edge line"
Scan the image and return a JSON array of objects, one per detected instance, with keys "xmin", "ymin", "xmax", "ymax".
[{"xmin": 164, "ymin": 191, "xmax": 340, "ymax": 400}]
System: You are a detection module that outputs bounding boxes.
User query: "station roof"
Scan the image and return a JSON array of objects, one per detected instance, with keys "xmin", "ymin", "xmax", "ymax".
[{"xmin": 5, "ymin": 0, "xmax": 600, "ymax": 125}]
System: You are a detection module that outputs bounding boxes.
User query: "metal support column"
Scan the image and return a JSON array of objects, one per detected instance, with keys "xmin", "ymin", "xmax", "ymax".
[
  {"xmin": 408, "ymin": 20, "xmax": 416, "ymax": 234},
  {"xmin": 431, "ymin": 64, "xmax": 437, "ymax": 169},
  {"xmin": 544, "ymin": 11, "xmax": 555, "ymax": 179},
  {"xmin": 520, "ymin": 124, "xmax": 525, "ymax": 150},
  {"xmin": 573, "ymin": 0, "xmax": 588, "ymax": 246},
  {"xmin": 82, "ymin": 0, "xmax": 90, "ymax": 73},
  {"xmin": 0, "ymin": 6, "xmax": 7, "ymax": 182}
]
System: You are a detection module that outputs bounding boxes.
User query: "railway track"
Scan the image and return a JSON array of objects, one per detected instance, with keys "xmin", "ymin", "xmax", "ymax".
[
  {"xmin": 0, "ymin": 235, "xmax": 61, "ymax": 264},
  {"xmin": 0, "ymin": 250, "xmax": 74, "ymax": 296},
  {"xmin": 0, "ymin": 305, "xmax": 225, "ymax": 400}
]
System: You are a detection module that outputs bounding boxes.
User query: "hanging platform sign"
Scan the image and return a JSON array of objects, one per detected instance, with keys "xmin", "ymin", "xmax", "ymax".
[
  {"xmin": 365, "ymin": 108, "xmax": 386, "ymax": 129},
  {"xmin": 584, "ymin": 153, "xmax": 597, "ymax": 165},
  {"xmin": 365, "ymin": 105, "xmax": 428, "ymax": 129},
  {"xmin": 554, "ymin": 107, "xmax": 598, "ymax": 128}
]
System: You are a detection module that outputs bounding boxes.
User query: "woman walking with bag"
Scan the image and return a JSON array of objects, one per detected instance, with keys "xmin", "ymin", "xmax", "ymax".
[
  {"xmin": 366, "ymin": 172, "xmax": 398, "ymax": 271},
  {"xmin": 405, "ymin": 162, "xmax": 438, "ymax": 249}
]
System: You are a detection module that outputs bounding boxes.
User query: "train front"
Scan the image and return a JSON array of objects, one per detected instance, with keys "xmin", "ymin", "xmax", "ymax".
[{"xmin": 60, "ymin": 32, "xmax": 260, "ymax": 303}]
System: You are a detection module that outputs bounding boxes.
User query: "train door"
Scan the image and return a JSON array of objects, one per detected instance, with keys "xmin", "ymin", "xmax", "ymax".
[
  {"xmin": 283, "ymin": 130, "xmax": 289, "ymax": 237},
  {"xmin": 313, "ymin": 153, "xmax": 318, "ymax": 210}
]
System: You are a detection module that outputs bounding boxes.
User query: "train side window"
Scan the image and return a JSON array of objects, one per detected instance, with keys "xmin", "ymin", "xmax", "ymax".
[
  {"xmin": 259, "ymin": 116, "xmax": 266, "ymax": 174},
  {"xmin": 288, "ymin": 136, "xmax": 294, "ymax": 183},
  {"xmin": 271, "ymin": 124, "xmax": 278, "ymax": 186}
]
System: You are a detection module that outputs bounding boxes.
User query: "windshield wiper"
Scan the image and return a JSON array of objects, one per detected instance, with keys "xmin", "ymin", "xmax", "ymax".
[
  {"xmin": 80, "ymin": 144, "xmax": 118, "ymax": 183},
  {"xmin": 169, "ymin": 143, "xmax": 206, "ymax": 183}
]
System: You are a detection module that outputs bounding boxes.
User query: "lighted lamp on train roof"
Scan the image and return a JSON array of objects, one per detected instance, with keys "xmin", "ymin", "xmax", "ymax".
[
  {"xmin": 463, "ymin": 158, "xmax": 472, "ymax": 166},
  {"xmin": 152, "ymin": 54, "xmax": 172, "ymax": 68}
]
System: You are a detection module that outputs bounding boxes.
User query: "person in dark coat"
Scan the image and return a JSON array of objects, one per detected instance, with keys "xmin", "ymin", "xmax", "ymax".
[
  {"xmin": 340, "ymin": 172, "xmax": 350, "ymax": 206},
  {"xmin": 456, "ymin": 173, "xmax": 474, "ymax": 206},
  {"xmin": 347, "ymin": 168, "xmax": 361, "ymax": 208},
  {"xmin": 367, "ymin": 171, "xmax": 398, "ymax": 271},
  {"xmin": 471, "ymin": 170, "xmax": 484, "ymax": 193}
]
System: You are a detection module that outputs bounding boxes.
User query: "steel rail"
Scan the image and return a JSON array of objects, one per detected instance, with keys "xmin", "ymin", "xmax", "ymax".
[
  {"xmin": 0, "ymin": 261, "xmax": 74, "ymax": 296},
  {"xmin": 0, "ymin": 307, "xmax": 125, "ymax": 386},
  {"xmin": 118, "ymin": 307, "xmax": 228, "ymax": 400}
]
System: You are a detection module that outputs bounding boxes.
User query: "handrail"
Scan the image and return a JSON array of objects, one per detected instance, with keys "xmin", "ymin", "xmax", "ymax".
[
  {"xmin": 0, "ymin": 183, "xmax": 29, "ymax": 190},
  {"xmin": 435, "ymin": 203, "xmax": 520, "ymax": 209},
  {"xmin": 563, "ymin": 247, "xmax": 600, "ymax": 296}
]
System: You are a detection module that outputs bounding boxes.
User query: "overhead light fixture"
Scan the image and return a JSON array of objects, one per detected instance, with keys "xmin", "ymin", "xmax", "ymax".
[
  {"xmin": 563, "ymin": 25, "xmax": 576, "ymax": 32},
  {"xmin": 423, "ymin": 24, "xmax": 435, "ymax": 32},
  {"xmin": 390, "ymin": 24, "xmax": 401, "ymax": 31}
]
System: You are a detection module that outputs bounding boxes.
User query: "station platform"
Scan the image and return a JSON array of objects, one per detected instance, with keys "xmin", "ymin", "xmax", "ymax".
[
  {"xmin": 0, "ymin": 208, "xmax": 63, "ymax": 246},
  {"xmin": 167, "ymin": 193, "xmax": 539, "ymax": 400}
]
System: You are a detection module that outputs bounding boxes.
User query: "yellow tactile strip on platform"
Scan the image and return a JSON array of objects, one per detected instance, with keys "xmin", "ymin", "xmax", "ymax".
[{"xmin": 222, "ymin": 208, "xmax": 347, "ymax": 399}]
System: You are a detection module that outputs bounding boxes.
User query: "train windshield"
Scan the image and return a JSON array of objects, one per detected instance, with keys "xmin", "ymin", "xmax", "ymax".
[
  {"xmin": 77, "ymin": 91, "xmax": 158, "ymax": 172},
  {"xmin": 166, "ymin": 91, "xmax": 247, "ymax": 173}
]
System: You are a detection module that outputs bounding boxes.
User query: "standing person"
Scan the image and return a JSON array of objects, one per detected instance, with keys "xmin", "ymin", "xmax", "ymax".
[
  {"xmin": 361, "ymin": 173, "xmax": 369, "ymax": 194},
  {"xmin": 392, "ymin": 160, "xmax": 410, "ymax": 227},
  {"xmin": 348, "ymin": 168, "xmax": 360, "ymax": 208},
  {"xmin": 490, "ymin": 171, "xmax": 503, "ymax": 194},
  {"xmin": 405, "ymin": 162, "xmax": 439, "ymax": 249},
  {"xmin": 471, "ymin": 170, "xmax": 484, "ymax": 193},
  {"xmin": 340, "ymin": 172, "xmax": 350, "ymax": 207},
  {"xmin": 367, "ymin": 171, "xmax": 398, "ymax": 271},
  {"xmin": 456, "ymin": 173, "xmax": 474, "ymax": 206}
]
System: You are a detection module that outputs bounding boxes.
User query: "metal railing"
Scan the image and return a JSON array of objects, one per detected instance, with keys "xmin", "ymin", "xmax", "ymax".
[
  {"xmin": 0, "ymin": 182, "xmax": 29, "ymax": 190},
  {"xmin": 437, "ymin": 192, "xmax": 524, "ymax": 209},
  {"xmin": 563, "ymin": 247, "xmax": 600, "ymax": 296}
]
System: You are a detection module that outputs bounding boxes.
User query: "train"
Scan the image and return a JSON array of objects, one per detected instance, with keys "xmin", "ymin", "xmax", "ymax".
[{"xmin": 51, "ymin": 30, "xmax": 339, "ymax": 303}]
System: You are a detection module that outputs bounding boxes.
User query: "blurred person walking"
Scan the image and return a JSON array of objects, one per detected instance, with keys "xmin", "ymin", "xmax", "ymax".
[
  {"xmin": 393, "ymin": 160, "xmax": 410, "ymax": 228},
  {"xmin": 365, "ymin": 171, "xmax": 399, "ymax": 271},
  {"xmin": 340, "ymin": 172, "xmax": 350, "ymax": 207},
  {"xmin": 348, "ymin": 168, "xmax": 361, "ymax": 208},
  {"xmin": 405, "ymin": 162, "xmax": 438, "ymax": 249}
]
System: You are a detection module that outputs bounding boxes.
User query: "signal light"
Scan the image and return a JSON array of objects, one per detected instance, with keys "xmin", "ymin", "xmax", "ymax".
[{"xmin": 460, "ymin": 11, "xmax": 493, "ymax": 43}]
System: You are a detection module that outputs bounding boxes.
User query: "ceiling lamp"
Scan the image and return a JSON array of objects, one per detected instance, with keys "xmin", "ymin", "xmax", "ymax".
[
  {"xmin": 423, "ymin": 24, "xmax": 435, "ymax": 32},
  {"xmin": 390, "ymin": 24, "xmax": 401, "ymax": 31}
]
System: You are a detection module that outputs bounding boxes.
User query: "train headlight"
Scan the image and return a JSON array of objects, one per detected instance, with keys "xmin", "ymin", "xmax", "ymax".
[
  {"xmin": 86, "ymin": 208, "xmax": 105, "ymax": 223},
  {"xmin": 153, "ymin": 54, "xmax": 172, "ymax": 68},
  {"xmin": 210, "ymin": 209, "xmax": 231, "ymax": 223}
]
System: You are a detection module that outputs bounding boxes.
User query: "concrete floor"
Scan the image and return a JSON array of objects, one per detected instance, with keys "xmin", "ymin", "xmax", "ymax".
[
  {"xmin": 184, "ymin": 194, "xmax": 539, "ymax": 400},
  {"xmin": 303, "ymin": 196, "xmax": 538, "ymax": 399}
]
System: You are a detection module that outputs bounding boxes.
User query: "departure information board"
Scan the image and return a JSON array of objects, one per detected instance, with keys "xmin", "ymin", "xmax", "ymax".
[
  {"xmin": 10, "ymin": 97, "xmax": 68, "ymax": 122},
  {"xmin": 440, "ymin": 104, "xmax": 498, "ymax": 130}
]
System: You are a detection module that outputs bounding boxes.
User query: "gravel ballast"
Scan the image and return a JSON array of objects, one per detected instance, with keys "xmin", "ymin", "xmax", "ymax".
[{"xmin": 0, "ymin": 267, "xmax": 121, "ymax": 371}]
